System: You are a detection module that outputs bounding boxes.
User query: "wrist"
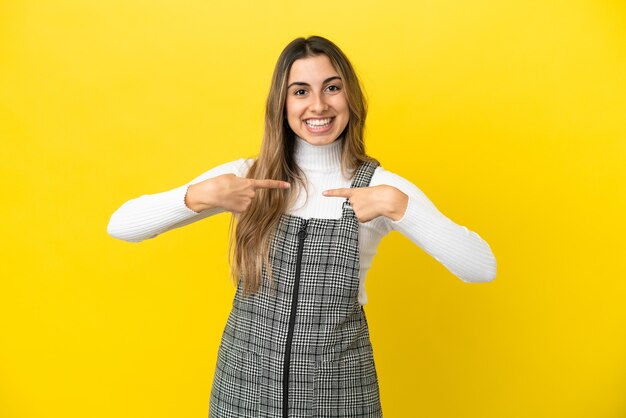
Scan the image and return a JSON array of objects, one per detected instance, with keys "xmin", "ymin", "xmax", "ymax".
[
  {"xmin": 185, "ymin": 182, "xmax": 217, "ymax": 213},
  {"xmin": 386, "ymin": 188, "xmax": 408, "ymax": 221}
]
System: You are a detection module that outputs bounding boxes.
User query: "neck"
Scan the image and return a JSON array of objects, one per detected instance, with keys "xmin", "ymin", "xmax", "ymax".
[{"xmin": 293, "ymin": 134, "xmax": 343, "ymax": 173}]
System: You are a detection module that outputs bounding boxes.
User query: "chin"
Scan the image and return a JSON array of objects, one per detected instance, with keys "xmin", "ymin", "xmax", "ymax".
[{"xmin": 300, "ymin": 132, "xmax": 341, "ymax": 145}]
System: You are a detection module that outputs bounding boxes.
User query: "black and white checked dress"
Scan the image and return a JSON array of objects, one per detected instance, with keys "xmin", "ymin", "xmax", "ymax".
[{"xmin": 209, "ymin": 160, "xmax": 383, "ymax": 418}]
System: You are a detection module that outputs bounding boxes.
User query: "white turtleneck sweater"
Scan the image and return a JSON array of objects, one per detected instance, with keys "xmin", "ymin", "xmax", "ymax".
[{"xmin": 107, "ymin": 136, "xmax": 497, "ymax": 305}]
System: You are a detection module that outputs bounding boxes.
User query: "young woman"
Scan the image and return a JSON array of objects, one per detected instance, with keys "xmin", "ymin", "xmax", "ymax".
[{"xmin": 108, "ymin": 36, "xmax": 497, "ymax": 418}]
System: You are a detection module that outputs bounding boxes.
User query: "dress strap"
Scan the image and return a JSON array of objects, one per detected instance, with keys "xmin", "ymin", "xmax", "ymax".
[
  {"xmin": 341, "ymin": 159, "xmax": 380, "ymax": 213},
  {"xmin": 349, "ymin": 159, "xmax": 380, "ymax": 189}
]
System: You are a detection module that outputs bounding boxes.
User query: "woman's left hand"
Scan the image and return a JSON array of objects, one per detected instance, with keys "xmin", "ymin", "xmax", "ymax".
[{"xmin": 322, "ymin": 185, "xmax": 408, "ymax": 223}]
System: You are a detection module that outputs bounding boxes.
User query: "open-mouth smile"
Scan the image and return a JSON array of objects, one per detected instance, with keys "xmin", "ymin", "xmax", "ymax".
[{"xmin": 304, "ymin": 117, "xmax": 335, "ymax": 132}]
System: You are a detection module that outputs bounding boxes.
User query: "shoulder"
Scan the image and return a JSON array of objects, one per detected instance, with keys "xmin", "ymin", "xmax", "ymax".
[
  {"xmin": 370, "ymin": 165, "xmax": 414, "ymax": 190},
  {"xmin": 370, "ymin": 165, "xmax": 440, "ymax": 213},
  {"xmin": 239, "ymin": 157, "xmax": 256, "ymax": 177}
]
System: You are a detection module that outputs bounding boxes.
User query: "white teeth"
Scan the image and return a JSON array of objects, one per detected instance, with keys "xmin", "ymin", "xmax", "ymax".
[{"xmin": 305, "ymin": 118, "xmax": 333, "ymax": 127}]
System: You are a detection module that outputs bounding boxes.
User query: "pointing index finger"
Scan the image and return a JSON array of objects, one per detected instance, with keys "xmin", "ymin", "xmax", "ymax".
[
  {"xmin": 322, "ymin": 188, "xmax": 352, "ymax": 197},
  {"xmin": 252, "ymin": 179, "xmax": 291, "ymax": 190}
]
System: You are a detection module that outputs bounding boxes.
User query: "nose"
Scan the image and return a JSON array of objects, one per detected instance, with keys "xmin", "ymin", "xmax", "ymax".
[{"xmin": 309, "ymin": 93, "xmax": 329, "ymax": 113}]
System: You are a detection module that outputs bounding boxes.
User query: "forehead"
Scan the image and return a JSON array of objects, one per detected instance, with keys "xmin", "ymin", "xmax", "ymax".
[{"xmin": 287, "ymin": 54, "xmax": 339, "ymax": 83}]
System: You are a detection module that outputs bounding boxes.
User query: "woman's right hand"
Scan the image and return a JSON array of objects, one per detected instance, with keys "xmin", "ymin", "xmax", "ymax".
[{"xmin": 184, "ymin": 174, "xmax": 291, "ymax": 214}]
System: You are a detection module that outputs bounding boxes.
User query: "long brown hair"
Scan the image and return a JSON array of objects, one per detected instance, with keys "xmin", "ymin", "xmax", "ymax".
[{"xmin": 228, "ymin": 35, "xmax": 379, "ymax": 296}]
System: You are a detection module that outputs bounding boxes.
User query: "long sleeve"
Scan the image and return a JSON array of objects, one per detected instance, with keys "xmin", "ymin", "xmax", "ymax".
[
  {"xmin": 107, "ymin": 158, "xmax": 253, "ymax": 242},
  {"xmin": 372, "ymin": 167, "xmax": 497, "ymax": 282}
]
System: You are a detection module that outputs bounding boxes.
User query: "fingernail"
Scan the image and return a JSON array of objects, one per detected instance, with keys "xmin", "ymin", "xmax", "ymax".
[{"xmin": 322, "ymin": 191, "xmax": 328, "ymax": 195}]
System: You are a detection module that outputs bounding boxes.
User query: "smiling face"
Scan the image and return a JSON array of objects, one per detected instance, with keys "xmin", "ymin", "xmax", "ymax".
[{"xmin": 285, "ymin": 54, "xmax": 350, "ymax": 146}]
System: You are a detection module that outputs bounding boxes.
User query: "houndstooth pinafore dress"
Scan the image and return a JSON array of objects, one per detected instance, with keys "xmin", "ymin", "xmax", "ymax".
[{"xmin": 209, "ymin": 159, "xmax": 383, "ymax": 418}]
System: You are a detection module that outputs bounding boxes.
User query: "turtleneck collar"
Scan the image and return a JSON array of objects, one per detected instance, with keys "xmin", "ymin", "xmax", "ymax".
[{"xmin": 294, "ymin": 134, "xmax": 343, "ymax": 173}]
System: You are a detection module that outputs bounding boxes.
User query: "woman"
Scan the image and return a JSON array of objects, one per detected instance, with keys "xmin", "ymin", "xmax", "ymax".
[{"xmin": 108, "ymin": 36, "xmax": 497, "ymax": 418}]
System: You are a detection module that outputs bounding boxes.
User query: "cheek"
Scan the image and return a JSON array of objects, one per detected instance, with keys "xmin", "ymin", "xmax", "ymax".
[
  {"xmin": 337, "ymin": 101, "xmax": 350, "ymax": 122},
  {"xmin": 335, "ymin": 95, "xmax": 349, "ymax": 116},
  {"xmin": 285, "ymin": 100, "xmax": 302, "ymax": 120},
  {"xmin": 284, "ymin": 101, "xmax": 301, "ymax": 130}
]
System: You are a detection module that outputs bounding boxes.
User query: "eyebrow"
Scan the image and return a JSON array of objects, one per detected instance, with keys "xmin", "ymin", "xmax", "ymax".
[{"xmin": 287, "ymin": 76, "xmax": 342, "ymax": 90}]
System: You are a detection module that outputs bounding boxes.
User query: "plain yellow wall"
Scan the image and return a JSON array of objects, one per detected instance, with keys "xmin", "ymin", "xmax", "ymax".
[{"xmin": 1, "ymin": 0, "xmax": 625, "ymax": 417}]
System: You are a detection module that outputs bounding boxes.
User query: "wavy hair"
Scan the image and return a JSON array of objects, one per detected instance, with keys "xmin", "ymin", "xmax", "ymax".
[{"xmin": 228, "ymin": 35, "xmax": 379, "ymax": 296}]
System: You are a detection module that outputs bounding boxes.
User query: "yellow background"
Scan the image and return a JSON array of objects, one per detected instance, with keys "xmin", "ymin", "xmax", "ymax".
[{"xmin": 1, "ymin": 0, "xmax": 625, "ymax": 417}]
